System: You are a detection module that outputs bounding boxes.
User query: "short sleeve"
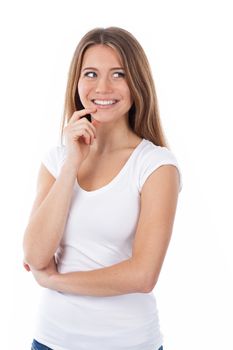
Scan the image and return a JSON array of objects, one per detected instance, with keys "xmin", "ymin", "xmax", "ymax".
[
  {"xmin": 138, "ymin": 146, "xmax": 183, "ymax": 193},
  {"xmin": 41, "ymin": 145, "xmax": 66, "ymax": 178}
]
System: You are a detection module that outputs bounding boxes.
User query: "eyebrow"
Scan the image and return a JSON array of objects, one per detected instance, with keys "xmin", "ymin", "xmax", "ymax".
[{"xmin": 82, "ymin": 67, "xmax": 125, "ymax": 71}]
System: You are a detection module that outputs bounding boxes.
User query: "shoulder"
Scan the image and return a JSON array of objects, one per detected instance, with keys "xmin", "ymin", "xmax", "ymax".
[
  {"xmin": 136, "ymin": 139, "xmax": 182, "ymax": 193},
  {"xmin": 42, "ymin": 143, "xmax": 66, "ymax": 158},
  {"xmin": 41, "ymin": 143, "xmax": 66, "ymax": 178},
  {"xmin": 139, "ymin": 139, "xmax": 177, "ymax": 161}
]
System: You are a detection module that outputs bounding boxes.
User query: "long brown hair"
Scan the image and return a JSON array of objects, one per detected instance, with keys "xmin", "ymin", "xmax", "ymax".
[{"xmin": 60, "ymin": 27, "xmax": 169, "ymax": 147}]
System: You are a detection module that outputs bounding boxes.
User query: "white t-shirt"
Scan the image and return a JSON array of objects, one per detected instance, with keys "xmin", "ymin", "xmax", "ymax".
[{"xmin": 33, "ymin": 138, "xmax": 182, "ymax": 350}]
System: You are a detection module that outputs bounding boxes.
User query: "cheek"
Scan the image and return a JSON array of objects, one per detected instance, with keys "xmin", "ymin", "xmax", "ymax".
[
  {"xmin": 120, "ymin": 82, "xmax": 132, "ymax": 102},
  {"xmin": 77, "ymin": 81, "xmax": 89, "ymax": 102},
  {"xmin": 124, "ymin": 87, "xmax": 133, "ymax": 105}
]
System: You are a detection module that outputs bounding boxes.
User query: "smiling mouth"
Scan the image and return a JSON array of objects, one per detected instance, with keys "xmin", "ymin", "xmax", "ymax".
[{"xmin": 91, "ymin": 99, "xmax": 119, "ymax": 106}]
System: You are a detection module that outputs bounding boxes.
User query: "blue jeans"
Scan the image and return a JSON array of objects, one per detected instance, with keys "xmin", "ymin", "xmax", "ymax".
[
  {"xmin": 31, "ymin": 339, "xmax": 53, "ymax": 350},
  {"xmin": 31, "ymin": 339, "xmax": 163, "ymax": 350}
]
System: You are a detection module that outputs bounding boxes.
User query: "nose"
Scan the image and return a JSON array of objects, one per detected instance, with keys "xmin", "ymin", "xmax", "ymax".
[{"xmin": 95, "ymin": 76, "xmax": 113, "ymax": 94}]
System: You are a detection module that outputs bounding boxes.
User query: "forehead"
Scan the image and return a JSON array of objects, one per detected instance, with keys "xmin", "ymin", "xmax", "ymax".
[{"xmin": 81, "ymin": 44, "xmax": 123, "ymax": 68}]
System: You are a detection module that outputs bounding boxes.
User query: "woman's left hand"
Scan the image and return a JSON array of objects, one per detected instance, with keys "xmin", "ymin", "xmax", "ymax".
[{"xmin": 30, "ymin": 257, "xmax": 58, "ymax": 288}]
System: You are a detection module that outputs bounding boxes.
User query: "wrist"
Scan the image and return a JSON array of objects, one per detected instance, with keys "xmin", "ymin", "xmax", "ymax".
[{"xmin": 61, "ymin": 161, "xmax": 80, "ymax": 175}]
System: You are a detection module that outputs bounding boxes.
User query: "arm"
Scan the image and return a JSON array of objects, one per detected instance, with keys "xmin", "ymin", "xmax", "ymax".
[
  {"xmin": 131, "ymin": 164, "xmax": 180, "ymax": 291},
  {"xmin": 31, "ymin": 257, "xmax": 145, "ymax": 296},
  {"xmin": 23, "ymin": 109, "xmax": 99, "ymax": 271},
  {"xmin": 31, "ymin": 164, "xmax": 180, "ymax": 296},
  {"xmin": 23, "ymin": 161, "xmax": 79, "ymax": 270}
]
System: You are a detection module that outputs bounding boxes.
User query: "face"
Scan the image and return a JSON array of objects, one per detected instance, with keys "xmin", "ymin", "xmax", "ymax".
[{"xmin": 78, "ymin": 44, "xmax": 133, "ymax": 123}]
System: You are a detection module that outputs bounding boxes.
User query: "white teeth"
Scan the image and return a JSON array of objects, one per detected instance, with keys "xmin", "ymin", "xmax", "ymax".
[{"xmin": 93, "ymin": 99, "xmax": 117, "ymax": 105}]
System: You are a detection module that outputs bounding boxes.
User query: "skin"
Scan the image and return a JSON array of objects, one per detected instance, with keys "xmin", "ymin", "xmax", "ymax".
[
  {"xmin": 24, "ymin": 44, "xmax": 180, "ymax": 297},
  {"xmin": 77, "ymin": 44, "xmax": 136, "ymax": 154}
]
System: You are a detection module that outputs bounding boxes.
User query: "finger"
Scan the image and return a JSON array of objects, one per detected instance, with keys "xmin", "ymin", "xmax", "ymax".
[
  {"xmin": 75, "ymin": 119, "xmax": 97, "ymax": 138},
  {"xmin": 23, "ymin": 262, "xmax": 31, "ymax": 271},
  {"xmin": 71, "ymin": 123, "xmax": 96, "ymax": 141},
  {"xmin": 25, "ymin": 265, "xmax": 30, "ymax": 271},
  {"xmin": 76, "ymin": 129, "xmax": 91, "ymax": 144},
  {"xmin": 69, "ymin": 108, "xmax": 97, "ymax": 124},
  {"xmin": 91, "ymin": 119, "xmax": 101, "ymax": 128},
  {"xmin": 68, "ymin": 111, "xmax": 99, "ymax": 137}
]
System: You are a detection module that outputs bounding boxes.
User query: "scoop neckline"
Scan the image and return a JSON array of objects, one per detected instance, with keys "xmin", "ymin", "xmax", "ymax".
[{"xmin": 74, "ymin": 138, "xmax": 146, "ymax": 196}]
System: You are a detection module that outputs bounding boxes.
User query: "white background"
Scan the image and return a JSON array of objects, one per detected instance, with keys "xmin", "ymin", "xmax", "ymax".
[{"xmin": 1, "ymin": 0, "xmax": 232, "ymax": 349}]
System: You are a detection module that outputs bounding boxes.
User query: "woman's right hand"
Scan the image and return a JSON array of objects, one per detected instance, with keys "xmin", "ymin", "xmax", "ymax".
[{"xmin": 63, "ymin": 108, "xmax": 99, "ymax": 167}]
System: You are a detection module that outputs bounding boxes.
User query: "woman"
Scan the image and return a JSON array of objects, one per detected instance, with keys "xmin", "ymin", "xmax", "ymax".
[{"xmin": 23, "ymin": 26, "xmax": 182, "ymax": 350}]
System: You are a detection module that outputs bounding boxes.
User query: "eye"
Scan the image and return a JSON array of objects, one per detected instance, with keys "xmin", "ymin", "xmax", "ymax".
[
  {"xmin": 84, "ymin": 71, "xmax": 97, "ymax": 78},
  {"xmin": 113, "ymin": 71, "xmax": 125, "ymax": 78}
]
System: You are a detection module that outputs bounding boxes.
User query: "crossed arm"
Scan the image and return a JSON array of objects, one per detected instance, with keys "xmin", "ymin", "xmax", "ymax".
[
  {"xmin": 25, "ymin": 164, "xmax": 180, "ymax": 297},
  {"xmin": 28, "ymin": 256, "xmax": 146, "ymax": 296}
]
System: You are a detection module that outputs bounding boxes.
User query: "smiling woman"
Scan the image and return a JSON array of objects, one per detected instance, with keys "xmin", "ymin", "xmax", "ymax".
[
  {"xmin": 77, "ymin": 44, "xmax": 132, "ymax": 120},
  {"xmin": 23, "ymin": 26, "xmax": 182, "ymax": 350}
]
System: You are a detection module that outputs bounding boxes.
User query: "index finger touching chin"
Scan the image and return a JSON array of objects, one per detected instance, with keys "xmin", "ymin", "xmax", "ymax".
[{"xmin": 69, "ymin": 108, "xmax": 97, "ymax": 123}]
